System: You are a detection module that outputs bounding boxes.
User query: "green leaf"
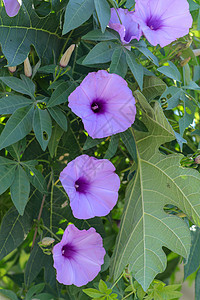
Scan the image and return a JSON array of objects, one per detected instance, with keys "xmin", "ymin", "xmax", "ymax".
[
  {"xmin": 25, "ymin": 283, "xmax": 45, "ymax": 300},
  {"xmin": 146, "ymin": 282, "xmax": 182, "ymax": 300},
  {"xmin": 110, "ymin": 47, "xmax": 128, "ymax": 78},
  {"xmin": 0, "ymin": 105, "xmax": 34, "ymax": 150},
  {"xmin": 0, "ymin": 76, "xmax": 35, "ymax": 99},
  {"xmin": 104, "ymin": 135, "xmax": 119, "ymax": 159},
  {"xmin": 63, "ymin": 0, "xmax": 95, "ymax": 34},
  {"xmin": 195, "ymin": 268, "xmax": 200, "ymax": 300},
  {"xmin": 101, "ymin": 253, "xmax": 111, "ymax": 272},
  {"xmin": 82, "ymin": 42, "xmax": 118, "ymax": 65},
  {"xmin": 0, "ymin": 289, "xmax": 18, "ymax": 300},
  {"xmin": 83, "ymin": 288, "xmax": 104, "ymax": 298},
  {"xmin": 24, "ymin": 242, "xmax": 53, "ymax": 287},
  {"xmin": 126, "ymin": 50, "xmax": 144, "ymax": 90},
  {"xmin": 111, "ymin": 93, "xmax": 200, "ymax": 291},
  {"xmin": 33, "ymin": 108, "xmax": 52, "ymax": 151},
  {"xmin": 134, "ymin": 90, "xmax": 155, "ymax": 118},
  {"xmin": 135, "ymin": 46, "xmax": 159, "ymax": 66},
  {"xmin": 83, "ymin": 136, "xmax": 105, "ymax": 150},
  {"xmin": 188, "ymin": 0, "xmax": 200, "ymax": 11},
  {"xmin": 0, "ymin": 157, "xmax": 16, "ymax": 195},
  {"xmin": 48, "ymin": 107, "xmax": 68, "ymax": 131},
  {"xmin": 142, "ymin": 76, "xmax": 166, "ymax": 101},
  {"xmin": 184, "ymin": 226, "xmax": 200, "ymax": 279},
  {"xmin": 0, "ymin": 95, "xmax": 33, "ymax": 115},
  {"xmin": 6, "ymin": 138, "xmax": 26, "ymax": 161},
  {"xmin": 157, "ymin": 61, "xmax": 181, "ymax": 82},
  {"xmin": 48, "ymin": 123, "xmax": 64, "ymax": 158},
  {"xmin": 29, "ymin": 293, "xmax": 55, "ymax": 300},
  {"xmin": 0, "ymin": 0, "xmax": 66, "ymax": 66},
  {"xmin": 94, "ymin": 0, "xmax": 111, "ymax": 33},
  {"xmin": 99, "ymin": 280, "xmax": 108, "ymax": 293},
  {"xmin": 23, "ymin": 160, "xmax": 47, "ymax": 193},
  {"xmin": 120, "ymin": 128, "xmax": 137, "ymax": 162},
  {"xmin": 47, "ymin": 81, "xmax": 77, "ymax": 107},
  {"xmin": 82, "ymin": 29, "xmax": 119, "ymax": 41},
  {"xmin": 160, "ymin": 86, "xmax": 181, "ymax": 110},
  {"xmin": 125, "ymin": 0, "xmax": 135, "ymax": 9},
  {"xmin": 38, "ymin": 65, "xmax": 57, "ymax": 75},
  {"xmin": 179, "ymin": 93, "xmax": 195, "ymax": 136},
  {"xmin": 0, "ymin": 195, "xmax": 38, "ymax": 260},
  {"xmin": 182, "ymin": 81, "xmax": 200, "ymax": 91},
  {"xmin": 10, "ymin": 165, "xmax": 30, "ymax": 215}
]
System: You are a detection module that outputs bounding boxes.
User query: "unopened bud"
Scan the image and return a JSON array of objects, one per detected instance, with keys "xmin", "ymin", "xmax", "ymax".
[
  {"xmin": 59, "ymin": 44, "xmax": 75, "ymax": 68},
  {"xmin": 180, "ymin": 57, "xmax": 191, "ymax": 67},
  {"xmin": 24, "ymin": 57, "xmax": 32, "ymax": 77},
  {"xmin": 8, "ymin": 66, "xmax": 17, "ymax": 73},
  {"xmin": 41, "ymin": 237, "xmax": 55, "ymax": 246},
  {"xmin": 195, "ymin": 155, "xmax": 200, "ymax": 164}
]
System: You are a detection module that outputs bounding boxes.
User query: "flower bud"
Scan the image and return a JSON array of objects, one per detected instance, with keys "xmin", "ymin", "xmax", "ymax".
[
  {"xmin": 8, "ymin": 66, "xmax": 17, "ymax": 73},
  {"xmin": 24, "ymin": 57, "xmax": 32, "ymax": 77},
  {"xmin": 195, "ymin": 155, "xmax": 200, "ymax": 164},
  {"xmin": 59, "ymin": 44, "xmax": 75, "ymax": 68},
  {"xmin": 41, "ymin": 237, "xmax": 55, "ymax": 246},
  {"xmin": 180, "ymin": 57, "xmax": 191, "ymax": 67}
]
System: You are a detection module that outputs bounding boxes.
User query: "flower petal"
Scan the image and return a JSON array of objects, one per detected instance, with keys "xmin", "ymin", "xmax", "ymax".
[
  {"xmin": 59, "ymin": 155, "xmax": 120, "ymax": 219},
  {"xmin": 68, "ymin": 70, "xmax": 136, "ymax": 139},
  {"xmin": 134, "ymin": 0, "xmax": 193, "ymax": 47},
  {"xmin": 53, "ymin": 224, "xmax": 105, "ymax": 286},
  {"xmin": 109, "ymin": 8, "xmax": 141, "ymax": 44},
  {"xmin": 3, "ymin": 0, "xmax": 20, "ymax": 17}
]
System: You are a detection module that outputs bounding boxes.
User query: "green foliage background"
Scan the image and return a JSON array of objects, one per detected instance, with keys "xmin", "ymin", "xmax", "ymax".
[{"xmin": 0, "ymin": 0, "xmax": 200, "ymax": 299}]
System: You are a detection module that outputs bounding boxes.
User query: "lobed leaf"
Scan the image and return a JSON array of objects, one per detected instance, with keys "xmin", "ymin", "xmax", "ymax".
[
  {"xmin": 0, "ymin": 0, "xmax": 66, "ymax": 66},
  {"xmin": 142, "ymin": 76, "xmax": 166, "ymax": 101},
  {"xmin": 111, "ymin": 91, "xmax": 200, "ymax": 291}
]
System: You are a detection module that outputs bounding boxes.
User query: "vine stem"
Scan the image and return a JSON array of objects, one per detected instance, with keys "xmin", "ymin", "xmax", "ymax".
[
  {"xmin": 50, "ymin": 168, "xmax": 54, "ymax": 233},
  {"xmin": 122, "ymin": 291, "xmax": 135, "ymax": 300},
  {"xmin": 31, "ymin": 171, "xmax": 53, "ymax": 250},
  {"xmin": 42, "ymin": 225, "xmax": 61, "ymax": 241},
  {"xmin": 111, "ymin": 272, "xmax": 125, "ymax": 290}
]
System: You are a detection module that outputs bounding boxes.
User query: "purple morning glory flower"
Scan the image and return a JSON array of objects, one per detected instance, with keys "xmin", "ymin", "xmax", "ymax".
[
  {"xmin": 53, "ymin": 224, "xmax": 106, "ymax": 286},
  {"xmin": 68, "ymin": 70, "xmax": 136, "ymax": 139},
  {"xmin": 108, "ymin": 8, "xmax": 141, "ymax": 44},
  {"xmin": 3, "ymin": 0, "xmax": 21, "ymax": 17},
  {"xmin": 134, "ymin": 0, "xmax": 193, "ymax": 47},
  {"xmin": 59, "ymin": 154, "xmax": 120, "ymax": 219}
]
